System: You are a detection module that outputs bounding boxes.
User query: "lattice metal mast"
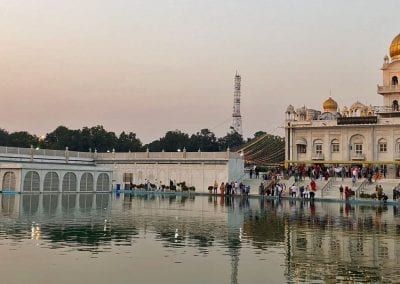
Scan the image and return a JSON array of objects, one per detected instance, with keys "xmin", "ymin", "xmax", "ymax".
[{"xmin": 232, "ymin": 71, "xmax": 243, "ymax": 135}]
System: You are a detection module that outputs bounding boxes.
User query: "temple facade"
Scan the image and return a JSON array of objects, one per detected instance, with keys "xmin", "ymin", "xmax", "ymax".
[{"xmin": 285, "ymin": 33, "xmax": 400, "ymax": 178}]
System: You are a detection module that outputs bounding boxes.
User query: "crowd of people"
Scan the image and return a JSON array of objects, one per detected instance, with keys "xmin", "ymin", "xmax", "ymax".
[{"xmin": 212, "ymin": 180, "xmax": 250, "ymax": 196}]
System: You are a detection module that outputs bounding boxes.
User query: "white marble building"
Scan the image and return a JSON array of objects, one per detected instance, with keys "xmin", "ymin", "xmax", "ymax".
[{"xmin": 285, "ymin": 33, "xmax": 400, "ymax": 178}]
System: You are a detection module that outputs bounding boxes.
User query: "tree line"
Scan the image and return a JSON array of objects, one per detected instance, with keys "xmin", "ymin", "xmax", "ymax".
[{"xmin": 0, "ymin": 125, "xmax": 250, "ymax": 152}]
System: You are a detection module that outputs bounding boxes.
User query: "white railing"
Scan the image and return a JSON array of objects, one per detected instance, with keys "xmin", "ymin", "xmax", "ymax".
[
  {"xmin": 95, "ymin": 151, "xmax": 240, "ymax": 161},
  {"xmin": 0, "ymin": 146, "xmax": 241, "ymax": 162}
]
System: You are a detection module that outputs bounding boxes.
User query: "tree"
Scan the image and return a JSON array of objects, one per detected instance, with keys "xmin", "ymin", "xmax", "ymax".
[
  {"xmin": 90, "ymin": 125, "xmax": 117, "ymax": 152},
  {"xmin": 218, "ymin": 130, "xmax": 244, "ymax": 151},
  {"xmin": 116, "ymin": 132, "xmax": 142, "ymax": 152},
  {"xmin": 8, "ymin": 131, "xmax": 39, "ymax": 148},
  {"xmin": 188, "ymin": 129, "xmax": 219, "ymax": 151},
  {"xmin": 159, "ymin": 130, "xmax": 190, "ymax": 151},
  {"xmin": 0, "ymin": 128, "xmax": 9, "ymax": 146}
]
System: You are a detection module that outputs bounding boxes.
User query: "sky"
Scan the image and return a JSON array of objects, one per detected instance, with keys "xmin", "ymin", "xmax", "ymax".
[{"xmin": 1, "ymin": 0, "xmax": 400, "ymax": 143}]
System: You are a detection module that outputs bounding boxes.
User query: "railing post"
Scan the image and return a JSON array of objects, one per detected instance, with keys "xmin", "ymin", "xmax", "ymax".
[
  {"xmin": 30, "ymin": 145, "xmax": 34, "ymax": 161},
  {"xmin": 65, "ymin": 147, "xmax": 69, "ymax": 163}
]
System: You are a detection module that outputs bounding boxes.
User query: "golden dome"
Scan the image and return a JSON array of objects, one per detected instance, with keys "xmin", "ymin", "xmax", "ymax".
[
  {"xmin": 390, "ymin": 33, "xmax": 400, "ymax": 61},
  {"xmin": 323, "ymin": 97, "xmax": 338, "ymax": 112}
]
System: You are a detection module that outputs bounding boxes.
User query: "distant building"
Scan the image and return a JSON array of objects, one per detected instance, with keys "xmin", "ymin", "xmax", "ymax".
[{"xmin": 285, "ymin": 33, "xmax": 400, "ymax": 178}]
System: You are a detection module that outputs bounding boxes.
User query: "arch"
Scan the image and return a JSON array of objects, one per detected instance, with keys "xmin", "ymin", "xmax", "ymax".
[
  {"xmin": 2, "ymin": 172, "xmax": 16, "ymax": 191},
  {"xmin": 312, "ymin": 139, "xmax": 323, "ymax": 145},
  {"xmin": 80, "ymin": 173, "xmax": 94, "ymax": 192},
  {"xmin": 96, "ymin": 173, "xmax": 110, "ymax": 192},
  {"xmin": 378, "ymin": 138, "xmax": 388, "ymax": 152},
  {"xmin": 313, "ymin": 139, "xmax": 323, "ymax": 154},
  {"xmin": 393, "ymin": 100, "xmax": 399, "ymax": 111},
  {"xmin": 295, "ymin": 138, "xmax": 307, "ymax": 145},
  {"xmin": 62, "ymin": 172, "xmax": 77, "ymax": 192},
  {"xmin": 23, "ymin": 171, "xmax": 40, "ymax": 192},
  {"xmin": 43, "ymin": 172, "xmax": 59, "ymax": 192},
  {"xmin": 392, "ymin": 76, "xmax": 398, "ymax": 86},
  {"xmin": 396, "ymin": 138, "xmax": 400, "ymax": 152},
  {"xmin": 349, "ymin": 134, "xmax": 365, "ymax": 144},
  {"xmin": 331, "ymin": 139, "xmax": 340, "ymax": 153}
]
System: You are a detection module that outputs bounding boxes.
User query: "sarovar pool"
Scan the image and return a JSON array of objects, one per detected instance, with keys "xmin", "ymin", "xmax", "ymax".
[{"xmin": 0, "ymin": 193, "xmax": 398, "ymax": 283}]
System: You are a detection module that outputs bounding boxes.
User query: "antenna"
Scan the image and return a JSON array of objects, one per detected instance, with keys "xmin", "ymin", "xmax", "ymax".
[{"xmin": 231, "ymin": 72, "xmax": 243, "ymax": 136}]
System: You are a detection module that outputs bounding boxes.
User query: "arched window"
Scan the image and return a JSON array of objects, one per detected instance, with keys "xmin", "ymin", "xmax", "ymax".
[
  {"xmin": 396, "ymin": 138, "xmax": 400, "ymax": 152},
  {"xmin": 392, "ymin": 76, "xmax": 398, "ymax": 85},
  {"xmin": 43, "ymin": 172, "xmax": 59, "ymax": 192},
  {"xmin": 62, "ymin": 172, "xmax": 77, "ymax": 192},
  {"xmin": 393, "ymin": 100, "xmax": 399, "ymax": 111},
  {"xmin": 80, "ymin": 173, "xmax": 94, "ymax": 192},
  {"xmin": 378, "ymin": 138, "xmax": 387, "ymax": 153},
  {"xmin": 295, "ymin": 138, "xmax": 307, "ymax": 154},
  {"xmin": 2, "ymin": 172, "xmax": 16, "ymax": 191},
  {"xmin": 331, "ymin": 139, "xmax": 340, "ymax": 153},
  {"xmin": 23, "ymin": 171, "xmax": 40, "ymax": 192},
  {"xmin": 96, "ymin": 173, "xmax": 110, "ymax": 192},
  {"xmin": 313, "ymin": 139, "xmax": 323, "ymax": 154}
]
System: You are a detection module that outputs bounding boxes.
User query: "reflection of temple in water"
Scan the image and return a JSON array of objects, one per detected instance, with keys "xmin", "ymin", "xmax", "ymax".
[
  {"xmin": 238, "ymin": 198, "xmax": 400, "ymax": 282},
  {"xmin": 1, "ymin": 193, "xmax": 399, "ymax": 282}
]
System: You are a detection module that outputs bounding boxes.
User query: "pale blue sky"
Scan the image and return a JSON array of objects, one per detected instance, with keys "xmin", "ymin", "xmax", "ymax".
[{"xmin": 1, "ymin": 0, "xmax": 399, "ymax": 143}]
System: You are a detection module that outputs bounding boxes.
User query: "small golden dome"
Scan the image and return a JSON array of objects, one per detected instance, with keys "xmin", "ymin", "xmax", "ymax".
[
  {"xmin": 390, "ymin": 33, "xmax": 400, "ymax": 61},
  {"xmin": 323, "ymin": 97, "xmax": 338, "ymax": 112}
]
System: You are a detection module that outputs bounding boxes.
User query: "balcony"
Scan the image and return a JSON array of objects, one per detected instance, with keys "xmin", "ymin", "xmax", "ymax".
[
  {"xmin": 350, "ymin": 153, "xmax": 365, "ymax": 160},
  {"xmin": 311, "ymin": 153, "xmax": 324, "ymax": 160},
  {"xmin": 377, "ymin": 85, "xmax": 400, "ymax": 94}
]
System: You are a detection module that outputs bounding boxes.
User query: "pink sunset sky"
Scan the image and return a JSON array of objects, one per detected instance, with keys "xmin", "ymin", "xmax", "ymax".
[{"xmin": 1, "ymin": 0, "xmax": 399, "ymax": 143}]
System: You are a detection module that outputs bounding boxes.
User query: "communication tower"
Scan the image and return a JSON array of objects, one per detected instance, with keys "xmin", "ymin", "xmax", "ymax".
[{"xmin": 232, "ymin": 72, "xmax": 243, "ymax": 136}]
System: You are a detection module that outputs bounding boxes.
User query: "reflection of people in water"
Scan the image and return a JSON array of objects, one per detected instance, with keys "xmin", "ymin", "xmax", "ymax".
[
  {"xmin": 345, "ymin": 202, "xmax": 351, "ymax": 216},
  {"xmin": 219, "ymin": 196, "xmax": 225, "ymax": 207}
]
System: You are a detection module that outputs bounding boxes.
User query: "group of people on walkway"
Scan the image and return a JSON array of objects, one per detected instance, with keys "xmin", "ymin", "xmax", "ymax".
[
  {"xmin": 258, "ymin": 179, "xmax": 318, "ymax": 200},
  {"xmin": 338, "ymin": 185, "xmax": 355, "ymax": 200},
  {"xmin": 212, "ymin": 180, "xmax": 250, "ymax": 196}
]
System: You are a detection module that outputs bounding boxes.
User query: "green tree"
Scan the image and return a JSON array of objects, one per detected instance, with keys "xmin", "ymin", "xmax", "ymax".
[
  {"xmin": 8, "ymin": 131, "xmax": 39, "ymax": 148},
  {"xmin": 0, "ymin": 128, "xmax": 9, "ymax": 146},
  {"xmin": 116, "ymin": 132, "xmax": 142, "ymax": 152},
  {"xmin": 188, "ymin": 129, "xmax": 219, "ymax": 151},
  {"xmin": 160, "ymin": 130, "xmax": 190, "ymax": 151},
  {"xmin": 43, "ymin": 126, "xmax": 76, "ymax": 150},
  {"xmin": 218, "ymin": 130, "xmax": 244, "ymax": 151},
  {"xmin": 90, "ymin": 125, "xmax": 117, "ymax": 152}
]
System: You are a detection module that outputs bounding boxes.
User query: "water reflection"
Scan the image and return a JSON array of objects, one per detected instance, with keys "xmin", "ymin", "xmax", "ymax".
[{"xmin": 0, "ymin": 193, "xmax": 399, "ymax": 282}]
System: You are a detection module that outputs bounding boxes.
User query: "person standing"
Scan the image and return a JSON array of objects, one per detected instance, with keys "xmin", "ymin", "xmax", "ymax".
[
  {"xmin": 339, "ymin": 185, "xmax": 344, "ymax": 199},
  {"xmin": 213, "ymin": 180, "xmax": 218, "ymax": 195},
  {"xmin": 310, "ymin": 179, "xmax": 316, "ymax": 200},
  {"xmin": 220, "ymin": 182, "xmax": 225, "ymax": 195}
]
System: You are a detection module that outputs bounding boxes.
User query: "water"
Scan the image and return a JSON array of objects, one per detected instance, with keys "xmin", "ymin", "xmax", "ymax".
[{"xmin": 0, "ymin": 193, "xmax": 399, "ymax": 284}]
